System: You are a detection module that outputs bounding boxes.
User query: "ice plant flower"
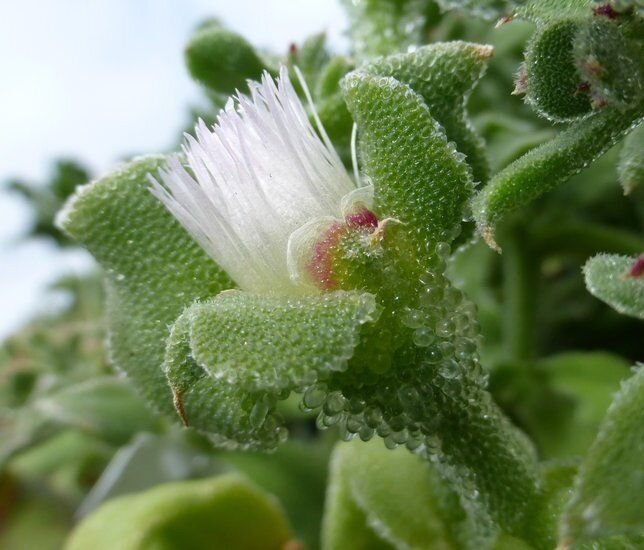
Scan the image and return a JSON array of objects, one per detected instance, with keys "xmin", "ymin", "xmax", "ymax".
[{"xmin": 150, "ymin": 66, "xmax": 376, "ymax": 293}]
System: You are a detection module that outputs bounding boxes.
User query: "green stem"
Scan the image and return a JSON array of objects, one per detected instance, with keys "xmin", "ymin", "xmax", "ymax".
[{"xmin": 501, "ymin": 225, "xmax": 539, "ymax": 363}]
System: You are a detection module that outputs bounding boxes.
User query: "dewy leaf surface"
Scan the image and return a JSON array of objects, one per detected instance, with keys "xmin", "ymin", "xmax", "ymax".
[
  {"xmin": 164, "ymin": 291, "xmax": 378, "ymax": 449},
  {"xmin": 65, "ymin": 474, "xmax": 293, "ymax": 550},
  {"xmin": 583, "ymin": 254, "xmax": 644, "ymax": 320},
  {"xmin": 58, "ymin": 156, "xmax": 234, "ymax": 417},
  {"xmin": 361, "ymin": 42, "xmax": 493, "ymax": 184},
  {"xmin": 560, "ymin": 365, "xmax": 644, "ymax": 543},
  {"xmin": 342, "ymin": 70, "xmax": 473, "ymax": 250},
  {"xmin": 524, "ymin": 20, "xmax": 592, "ymax": 122}
]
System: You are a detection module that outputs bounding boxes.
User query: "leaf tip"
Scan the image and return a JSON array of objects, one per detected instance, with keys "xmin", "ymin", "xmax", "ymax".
[{"xmin": 171, "ymin": 387, "xmax": 190, "ymax": 427}]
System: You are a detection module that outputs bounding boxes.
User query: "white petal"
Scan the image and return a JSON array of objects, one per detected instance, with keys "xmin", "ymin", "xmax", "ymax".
[{"xmin": 150, "ymin": 67, "xmax": 358, "ymax": 292}]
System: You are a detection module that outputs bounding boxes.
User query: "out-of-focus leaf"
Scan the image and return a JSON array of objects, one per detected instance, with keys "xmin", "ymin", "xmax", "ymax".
[
  {"xmin": 65, "ymin": 474, "xmax": 294, "ymax": 550},
  {"xmin": 77, "ymin": 432, "xmax": 223, "ymax": 518},
  {"xmin": 322, "ymin": 439, "xmax": 478, "ymax": 549},
  {"xmin": 32, "ymin": 377, "xmax": 159, "ymax": 446},
  {"xmin": 536, "ymin": 352, "xmax": 631, "ymax": 459},
  {"xmin": 583, "ymin": 253, "xmax": 644, "ymax": 319},
  {"xmin": 223, "ymin": 440, "xmax": 331, "ymax": 550},
  {"xmin": 342, "ymin": 0, "xmax": 440, "ymax": 59},
  {"xmin": 560, "ymin": 365, "xmax": 644, "ymax": 543},
  {"xmin": 185, "ymin": 23, "xmax": 268, "ymax": 95},
  {"xmin": 619, "ymin": 122, "xmax": 644, "ymax": 195}
]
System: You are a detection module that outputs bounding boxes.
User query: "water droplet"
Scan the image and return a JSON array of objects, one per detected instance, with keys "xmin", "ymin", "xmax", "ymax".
[
  {"xmin": 302, "ymin": 384, "xmax": 327, "ymax": 409},
  {"xmin": 439, "ymin": 359, "xmax": 461, "ymax": 380},
  {"xmin": 249, "ymin": 399, "xmax": 269, "ymax": 428},
  {"xmin": 414, "ymin": 327, "xmax": 435, "ymax": 347}
]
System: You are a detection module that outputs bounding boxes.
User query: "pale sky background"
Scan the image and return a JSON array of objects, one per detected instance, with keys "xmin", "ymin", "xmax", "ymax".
[{"xmin": 0, "ymin": 0, "xmax": 348, "ymax": 339}]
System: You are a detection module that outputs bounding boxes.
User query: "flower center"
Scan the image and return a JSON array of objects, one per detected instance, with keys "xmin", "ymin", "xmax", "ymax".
[{"xmin": 306, "ymin": 207, "xmax": 379, "ymax": 290}]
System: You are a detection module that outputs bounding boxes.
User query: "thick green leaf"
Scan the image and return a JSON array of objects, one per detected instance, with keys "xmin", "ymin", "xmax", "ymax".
[
  {"xmin": 524, "ymin": 20, "xmax": 592, "ymax": 121},
  {"xmin": 561, "ymin": 365, "xmax": 644, "ymax": 543},
  {"xmin": 473, "ymin": 108, "xmax": 643, "ymax": 249},
  {"xmin": 322, "ymin": 439, "xmax": 473, "ymax": 549},
  {"xmin": 361, "ymin": 42, "xmax": 493, "ymax": 183},
  {"xmin": 185, "ymin": 23, "xmax": 268, "ymax": 95},
  {"xmin": 65, "ymin": 475, "xmax": 294, "ymax": 550},
  {"xmin": 619, "ymin": 122, "xmax": 644, "ymax": 195},
  {"xmin": 58, "ymin": 156, "xmax": 234, "ymax": 417},
  {"xmin": 32, "ymin": 377, "xmax": 159, "ymax": 446},
  {"xmin": 342, "ymin": 70, "xmax": 474, "ymax": 251},
  {"xmin": 164, "ymin": 290, "xmax": 378, "ymax": 449},
  {"xmin": 583, "ymin": 254, "xmax": 644, "ymax": 319}
]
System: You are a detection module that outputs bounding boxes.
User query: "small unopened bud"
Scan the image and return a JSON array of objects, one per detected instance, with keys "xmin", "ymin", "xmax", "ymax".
[{"xmin": 628, "ymin": 255, "xmax": 644, "ymax": 278}]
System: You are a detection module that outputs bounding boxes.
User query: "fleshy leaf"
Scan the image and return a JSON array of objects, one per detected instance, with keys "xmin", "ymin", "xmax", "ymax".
[
  {"xmin": 473, "ymin": 107, "xmax": 643, "ymax": 249},
  {"xmin": 184, "ymin": 23, "xmax": 268, "ymax": 95},
  {"xmin": 361, "ymin": 42, "xmax": 493, "ymax": 183},
  {"xmin": 342, "ymin": 70, "xmax": 473, "ymax": 250},
  {"xmin": 583, "ymin": 253, "xmax": 644, "ymax": 319},
  {"xmin": 322, "ymin": 439, "xmax": 479, "ymax": 550},
  {"xmin": 164, "ymin": 290, "xmax": 378, "ymax": 449},
  {"xmin": 618, "ymin": 122, "xmax": 644, "ymax": 195},
  {"xmin": 560, "ymin": 365, "xmax": 644, "ymax": 543},
  {"xmin": 65, "ymin": 475, "xmax": 294, "ymax": 550},
  {"xmin": 523, "ymin": 20, "xmax": 592, "ymax": 121},
  {"xmin": 57, "ymin": 156, "xmax": 234, "ymax": 417}
]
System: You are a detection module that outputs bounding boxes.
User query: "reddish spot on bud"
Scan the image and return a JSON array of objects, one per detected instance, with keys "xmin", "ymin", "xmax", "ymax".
[
  {"xmin": 307, "ymin": 208, "xmax": 380, "ymax": 290},
  {"xmin": 593, "ymin": 4, "xmax": 619, "ymax": 18},
  {"xmin": 289, "ymin": 42, "xmax": 298, "ymax": 56},
  {"xmin": 345, "ymin": 208, "xmax": 378, "ymax": 230},
  {"xmin": 307, "ymin": 222, "xmax": 347, "ymax": 290},
  {"xmin": 628, "ymin": 255, "xmax": 644, "ymax": 278}
]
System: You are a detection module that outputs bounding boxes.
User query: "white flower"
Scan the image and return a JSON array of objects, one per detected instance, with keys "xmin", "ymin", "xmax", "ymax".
[{"xmin": 150, "ymin": 66, "xmax": 373, "ymax": 293}]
